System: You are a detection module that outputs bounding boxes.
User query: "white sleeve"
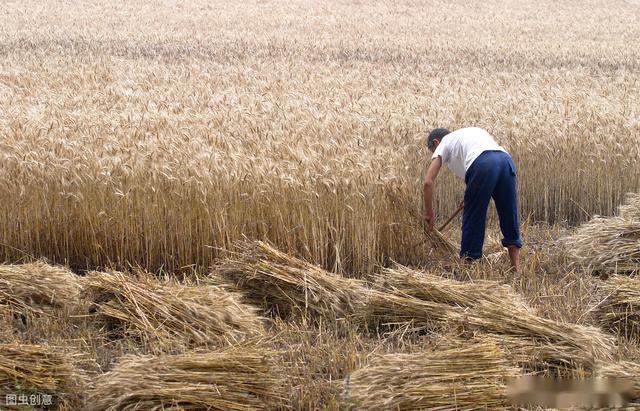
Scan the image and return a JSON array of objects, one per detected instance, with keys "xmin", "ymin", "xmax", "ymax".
[{"xmin": 431, "ymin": 141, "xmax": 449, "ymax": 163}]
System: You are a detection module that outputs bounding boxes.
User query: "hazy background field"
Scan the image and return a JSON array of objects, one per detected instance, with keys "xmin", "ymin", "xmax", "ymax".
[{"xmin": 1, "ymin": 0, "xmax": 639, "ymax": 275}]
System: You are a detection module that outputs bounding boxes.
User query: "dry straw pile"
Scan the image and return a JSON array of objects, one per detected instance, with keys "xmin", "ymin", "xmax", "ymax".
[
  {"xmin": 345, "ymin": 340, "xmax": 519, "ymax": 410},
  {"xmin": 565, "ymin": 193, "xmax": 640, "ymax": 275},
  {"xmin": 369, "ymin": 266, "xmax": 614, "ymax": 371},
  {"xmin": 0, "ymin": 262, "xmax": 81, "ymax": 316},
  {"xmin": 387, "ymin": 190, "xmax": 458, "ymax": 256},
  {"xmin": 597, "ymin": 360, "xmax": 640, "ymax": 398},
  {"xmin": 366, "ymin": 265, "xmax": 525, "ymax": 328},
  {"xmin": 217, "ymin": 241, "xmax": 368, "ymax": 320},
  {"xmin": 481, "ymin": 333, "xmax": 600, "ymax": 376},
  {"xmin": 0, "ymin": 343, "xmax": 87, "ymax": 409},
  {"xmin": 88, "ymin": 346, "xmax": 282, "ymax": 411},
  {"xmin": 596, "ymin": 275, "xmax": 640, "ymax": 337},
  {"xmin": 82, "ymin": 270, "xmax": 263, "ymax": 348}
]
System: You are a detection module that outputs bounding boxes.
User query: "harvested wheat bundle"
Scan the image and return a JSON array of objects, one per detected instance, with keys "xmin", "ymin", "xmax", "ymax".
[
  {"xmin": 447, "ymin": 299, "xmax": 615, "ymax": 369},
  {"xmin": 369, "ymin": 266, "xmax": 615, "ymax": 370},
  {"xmin": 377, "ymin": 265, "xmax": 531, "ymax": 311},
  {"xmin": 366, "ymin": 289, "xmax": 453, "ymax": 329},
  {"xmin": 0, "ymin": 343, "xmax": 86, "ymax": 409},
  {"xmin": 367, "ymin": 266, "xmax": 530, "ymax": 329},
  {"xmin": 564, "ymin": 193, "xmax": 640, "ymax": 275},
  {"xmin": 619, "ymin": 193, "xmax": 640, "ymax": 220},
  {"xmin": 596, "ymin": 360, "xmax": 640, "ymax": 398},
  {"xmin": 216, "ymin": 241, "xmax": 368, "ymax": 320},
  {"xmin": 81, "ymin": 270, "xmax": 263, "ymax": 348},
  {"xmin": 345, "ymin": 339, "xmax": 520, "ymax": 410},
  {"xmin": 0, "ymin": 262, "xmax": 81, "ymax": 316},
  {"xmin": 423, "ymin": 227, "xmax": 458, "ymax": 254},
  {"xmin": 88, "ymin": 345, "xmax": 282, "ymax": 411},
  {"xmin": 596, "ymin": 275, "xmax": 640, "ymax": 336},
  {"xmin": 387, "ymin": 190, "xmax": 458, "ymax": 255},
  {"xmin": 482, "ymin": 333, "xmax": 596, "ymax": 376}
]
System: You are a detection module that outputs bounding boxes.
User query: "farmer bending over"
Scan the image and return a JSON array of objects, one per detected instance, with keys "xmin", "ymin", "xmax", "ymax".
[{"xmin": 423, "ymin": 127, "xmax": 522, "ymax": 273}]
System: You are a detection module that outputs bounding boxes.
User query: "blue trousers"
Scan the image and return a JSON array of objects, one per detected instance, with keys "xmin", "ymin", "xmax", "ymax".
[{"xmin": 461, "ymin": 151, "xmax": 523, "ymax": 260}]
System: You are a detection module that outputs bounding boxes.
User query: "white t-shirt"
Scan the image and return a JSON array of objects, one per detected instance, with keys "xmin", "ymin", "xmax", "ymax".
[{"xmin": 431, "ymin": 127, "xmax": 506, "ymax": 179}]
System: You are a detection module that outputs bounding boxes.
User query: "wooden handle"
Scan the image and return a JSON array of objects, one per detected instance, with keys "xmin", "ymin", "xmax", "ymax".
[{"xmin": 438, "ymin": 203, "xmax": 464, "ymax": 232}]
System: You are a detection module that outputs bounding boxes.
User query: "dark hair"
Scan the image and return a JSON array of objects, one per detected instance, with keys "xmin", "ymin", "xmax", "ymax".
[{"xmin": 427, "ymin": 128, "xmax": 450, "ymax": 151}]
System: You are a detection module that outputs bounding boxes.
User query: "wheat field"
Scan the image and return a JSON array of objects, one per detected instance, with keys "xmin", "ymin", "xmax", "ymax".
[
  {"xmin": 1, "ymin": 0, "xmax": 640, "ymax": 409},
  {"xmin": 1, "ymin": 0, "xmax": 639, "ymax": 275}
]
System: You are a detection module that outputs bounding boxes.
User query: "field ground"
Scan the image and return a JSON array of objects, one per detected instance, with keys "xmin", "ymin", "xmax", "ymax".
[{"xmin": 1, "ymin": 0, "xmax": 640, "ymax": 409}]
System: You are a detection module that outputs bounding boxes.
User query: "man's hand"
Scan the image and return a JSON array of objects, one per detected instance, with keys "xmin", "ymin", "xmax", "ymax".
[
  {"xmin": 424, "ymin": 208, "xmax": 435, "ymax": 230},
  {"xmin": 458, "ymin": 199, "xmax": 464, "ymax": 209}
]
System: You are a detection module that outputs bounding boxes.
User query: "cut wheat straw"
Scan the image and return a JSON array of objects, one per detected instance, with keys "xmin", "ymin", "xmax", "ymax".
[
  {"xmin": 482, "ymin": 333, "xmax": 595, "ymax": 375},
  {"xmin": 0, "ymin": 262, "xmax": 81, "ymax": 316},
  {"xmin": 596, "ymin": 360, "xmax": 640, "ymax": 398},
  {"xmin": 447, "ymin": 301, "xmax": 614, "ymax": 369},
  {"xmin": 369, "ymin": 266, "xmax": 614, "ymax": 370},
  {"xmin": 387, "ymin": 190, "xmax": 458, "ymax": 255},
  {"xmin": 82, "ymin": 270, "xmax": 263, "ymax": 348},
  {"xmin": 345, "ymin": 339, "xmax": 520, "ymax": 410},
  {"xmin": 424, "ymin": 227, "xmax": 458, "ymax": 255},
  {"xmin": 564, "ymin": 193, "xmax": 640, "ymax": 275},
  {"xmin": 216, "ymin": 241, "xmax": 368, "ymax": 320},
  {"xmin": 595, "ymin": 275, "xmax": 640, "ymax": 336},
  {"xmin": 376, "ymin": 265, "xmax": 531, "ymax": 311},
  {"xmin": 367, "ymin": 265, "xmax": 532, "ymax": 328},
  {"xmin": 0, "ymin": 343, "xmax": 86, "ymax": 409},
  {"xmin": 88, "ymin": 346, "xmax": 282, "ymax": 411}
]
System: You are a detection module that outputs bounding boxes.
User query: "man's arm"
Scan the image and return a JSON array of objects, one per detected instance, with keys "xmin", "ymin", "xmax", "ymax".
[{"xmin": 423, "ymin": 156, "xmax": 442, "ymax": 229}]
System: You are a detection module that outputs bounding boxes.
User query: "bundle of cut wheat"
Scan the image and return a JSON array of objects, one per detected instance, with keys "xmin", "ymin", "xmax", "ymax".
[
  {"xmin": 81, "ymin": 270, "xmax": 263, "ymax": 348},
  {"xmin": 367, "ymin": 266, "xmax": 530, "ymax": 328},
  {"xmin": 0, "ymin": 262, "xmax": 81, "ymax": 316},
  {"xmin": 88, "ymin": 345, "xmax": 282, "ymax": 411},
  {"xmin": 345, "ymin": 339, "xmax": 520, "ymax": 410},
  {"xmin": 366, "ymin": 288, "xmax": 453, "ymax": 328},
  {"xmin": 216, "ymin": 241, "xmax": 368, "ymax": 320},
  {"xmin": 369, "ymin": 266, "xmax": 614, "ymax": 370},
  {"xmin": 448, "ymin": 299, "xmax": 615, "ymax": 369},
  {"xmin": 596, "ymin": 360, "xmax": 640, "ymax": 398},
  {"xmin": 482, "ymin": 333, "xmax": 598, "ymax": 376},
  {"xmin": 564, "ymin": 193, "xmax": 640, "ymax": 275},
  {"xmin": 421, "ymin": 227, "xmax": 458, "ymax": 255},
  {"xmin": 595, "ymin": 275, "xmax": 640, "ymax": 336},
  {"xmin": 0, "ymin": 343, "xmax": 87, "ymax": 409},
  {"xmin": 386, "ymin": 190, "xmax": 458, "ymax": 255},
  {"xmin": 377, "ymin": 265, "xmax": 531, "ymax": 311}
]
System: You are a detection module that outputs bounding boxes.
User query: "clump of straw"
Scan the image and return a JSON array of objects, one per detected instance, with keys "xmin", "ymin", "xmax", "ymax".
[
  {"xmin": 376, "ymin": 265, "xmax": 531, "ymax": 311},
  {"xmin": 422, "ymin": 227, "xmax": 458, "ymax": 254},
  {"xmin": 387, "ymin": 190, "xmax": 458, "ymax": 255},
  {"xmin": 216, "ymin": 241, "xmax": 368, "ymax": 320},
  {"xmin": 596, "ymin": 360, "xmax": 640, "ymax": 398},
  {"xmin": 482, "ymin": 333, "xmax": 598, "ymax": 376},
  {"xmin": 0, "ymin": 343, "xmax": 87, "ymax": 409},
  {"xmin": 367, "ymin": 266, "xmax": 531, "ymax": 328},
  {"xmin": 88, "ymin": 345, "xmax": 282, "ymax": 411},
  {"xmin": 595, "ymin": 275, "xmax": 640, "ymax": 337},
  {"xmin": 81, "ymin": 270, "xmax": 263, "ymax": 348},
  {"xmin": 0, "ymin": 262, "xmax": 81, "ymax": 316},
  {"xmin": 564, "ymin": 193, "xmax": 640, "ymax": 275},
  {"xmin": 448, "ymin": 301, "xmax": 614, "ymax": 369},
  {"xmin": 345, "ymin": 339, "xmax": 520, "ymax": 410},
  {"xmin": 368, "ymin": 266, "xmax": 614, "ymax": 371}
]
